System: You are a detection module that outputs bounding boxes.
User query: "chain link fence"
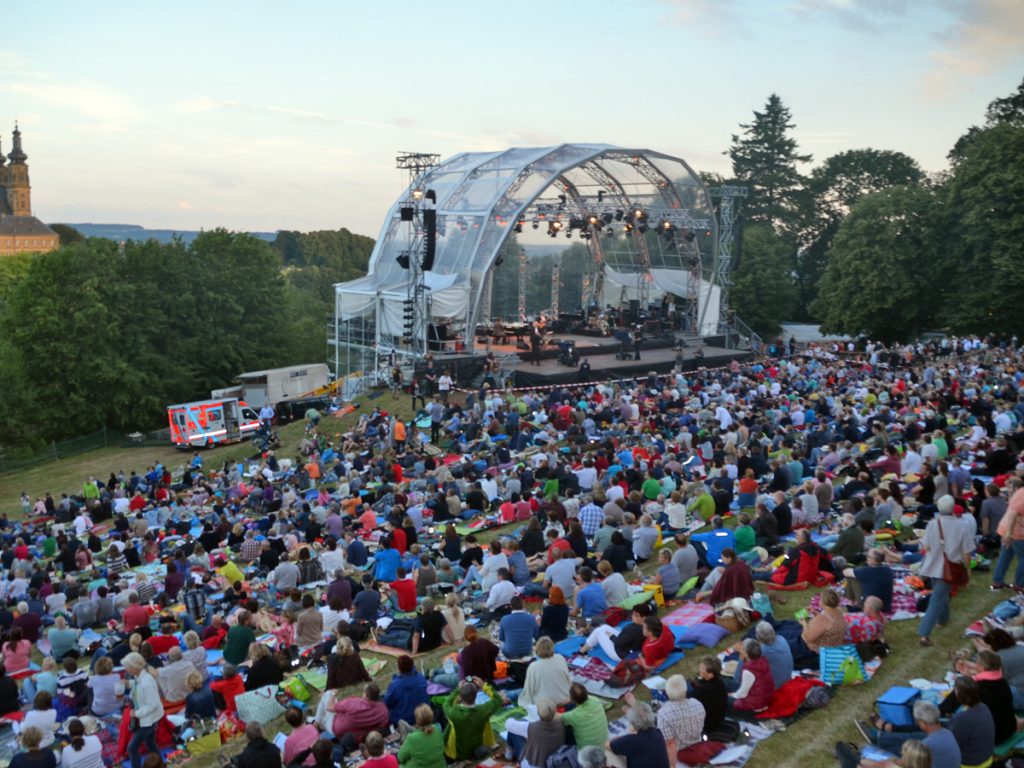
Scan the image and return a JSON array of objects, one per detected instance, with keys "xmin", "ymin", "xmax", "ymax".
[{"xmin": 0, "ymin": 426, "xmax": 171, "ymax": 474}]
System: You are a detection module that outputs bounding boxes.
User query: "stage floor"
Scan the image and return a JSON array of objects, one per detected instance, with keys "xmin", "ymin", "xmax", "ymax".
[{"xmin": 510, "ymin": 342, "xmax": 748, "ymax": 387}]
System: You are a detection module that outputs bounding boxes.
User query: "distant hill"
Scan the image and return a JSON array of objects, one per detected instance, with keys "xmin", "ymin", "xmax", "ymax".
[{"xmin": 64, "ymin": 223, "xmax": 277, "ymax": 245}]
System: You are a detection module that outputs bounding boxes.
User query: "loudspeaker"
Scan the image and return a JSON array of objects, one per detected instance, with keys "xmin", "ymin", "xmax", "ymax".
[
  {"xmin": 400, "ymin": 207, "xmax": 414, "ymax": 222},
  {"xmin": 422, "ymin": 209, "xmax": 437, "ymax": 271}
]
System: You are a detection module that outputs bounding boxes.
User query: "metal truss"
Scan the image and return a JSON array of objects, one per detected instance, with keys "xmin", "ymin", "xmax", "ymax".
[{"xmin": 707, "ymin": 186, "xmax": 748, "ymax": 338}]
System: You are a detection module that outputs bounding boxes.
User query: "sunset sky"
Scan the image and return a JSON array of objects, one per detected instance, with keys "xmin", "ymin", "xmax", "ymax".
[{"xmin": 4, "ymin": 0, "xmax": 1022, "ymax": 238}]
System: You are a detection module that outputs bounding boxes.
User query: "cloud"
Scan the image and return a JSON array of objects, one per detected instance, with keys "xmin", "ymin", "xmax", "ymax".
[
  {"xmin": 659, "ymin": 0, "xmax": 744, "ymax": 33},
  {"xmin": 3, "ymin": 79, "xmax": 140, "ymax": 124},
  {"xmin": 173, "ymin": 98, "xmax": 481, "ymax": 145},
  {"xmin": 922, "ymin": 0, "xmax": 1024, "ymax": 96}
]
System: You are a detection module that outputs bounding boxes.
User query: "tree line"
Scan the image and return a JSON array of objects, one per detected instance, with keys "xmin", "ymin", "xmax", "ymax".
[
  {"xmin": 725, "ymin": 77, "xmax": 1024, "ymax": 342},
  {"xmin": 0, "ymin": 228, "xmax": 372, "ymax": 451}
]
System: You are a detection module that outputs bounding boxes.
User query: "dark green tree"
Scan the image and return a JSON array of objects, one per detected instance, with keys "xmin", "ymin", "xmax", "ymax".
[
  {"xmin": 949, "ymin": 76, "xmax": 1024, "ymax": 164},
  {"xmin": 729, "ymin": 94, "xmax": 812, "ymax": 232},
  {"xmin": 50, "ymin": 223, "xmax": 85, "ymax": 246},
  {"xmin": 942, "ymin": 122, "xmax": 1024, "ymax": 335},
  {"xmin": 812, "ymin": 185, "xmax": 946, "ymax": 342},
  {"xmin": 798, "ymin": 149, "xmax": 924, "ymax": 319},
  {"xmin": 730, "ymin": 223, "xmax": 798, "ymax": 337}
]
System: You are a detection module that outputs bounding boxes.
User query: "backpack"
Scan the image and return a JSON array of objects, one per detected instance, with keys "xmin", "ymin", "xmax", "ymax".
[
  {"xmin": 607, "ymin": 659, "xmax": 645, "ymax": 688},
  {"xmin": 546, "ymin": 745, "xmax": 580, "ymax": 768}
]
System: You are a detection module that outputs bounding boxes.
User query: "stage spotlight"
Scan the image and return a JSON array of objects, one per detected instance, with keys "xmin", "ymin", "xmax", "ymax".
[
  {"xmin": 552, "ymin": 220, "xmax": 564, "ymax": 231},
  {"xmin": 425, "ymin": 189, "xmax": 437, "ymax": 203},
  {"xmin": 396, "ymin": 253, "xmax": 410, "ymax": 269},
  {"xmin": 514, "ymin": 222, "xmax": 522, "ymax": 234},
  {"xmin": 601, "ymin": 213, "xmax": 613, "ymax": 224},
  {"xmin": 411, "ymin": 190, "xmax": 423, "ymax": 200},
  {"xmin": 588, "ymin": 215, "xmax": 599, "ymax": 227},
  {"xmin": 615, "ymin": 209, "xmax": 624, "ymax": 221},
  {"xmin": 605, "ymin": 228, "xmax": 614, "ymax": 237},
  {"xmin": 638, "ymin": 224, "xmax": 649, "ymax": 234},
  {"xmin": 623, "ymin": 223, "xmax": 633, "ymax": 233},
  {"xmin": 635, "ymin": 210, "xmax": 648, "ymax": 224},
  {"xmin": 597, "ymin": 190, "xmax": 606, "ymax": 202},
  {"xmin": 558, "ymin": 194, "xmax": 567, "ymax": 207},
  {"xmin": 532, "ymin": 221, "xmax": 540, "ymax": 230},
  {"xmin": 683, "ymin": 230, "xmax": 696, "ymax": 242}
]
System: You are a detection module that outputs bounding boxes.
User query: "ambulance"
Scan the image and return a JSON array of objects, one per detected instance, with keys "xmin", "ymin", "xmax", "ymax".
[{"xmin": 166, "ymin": 398, "xmax": 262, "ymax": 448}]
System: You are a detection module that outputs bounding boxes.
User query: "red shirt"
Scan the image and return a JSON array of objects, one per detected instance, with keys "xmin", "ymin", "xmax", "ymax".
[
  {"xmin": 642, "ymin": 627, "xmax": 676, "ymax": 669},
  {"xmin": 129, "ymin": 495, "xmax": 146, "ymax": 512},
  {"xmin": 547, "ymin": 539, "xmax": 572, "ymax": 565},
  {"xmin": 210, "ymin": 675, "xmax": 246, "ymax": 713},
  {"xmin": 122, "ymin": 604, "xmax": 151, "ymax": 633},
  {"xmin": 146, "ymin": 633, "xmax": 180, "ymax": 655},
  {"xmin": 389, "ymin": 579, "xmax": 417, "ymax": 612},
  {"xmin": 391, "ymin": 528, "xmax": 408, "ymax": 555}
]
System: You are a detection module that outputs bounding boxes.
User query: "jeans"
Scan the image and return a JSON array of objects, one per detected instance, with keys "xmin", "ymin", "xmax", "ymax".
[
  {"xmin": 918, "ymin": 578, "xmax": 951, "ymax": 638},
  {"xmin": 128, "ymin": 724, "xmax": 160, "ymax": 768},
  {"xmin": 993, "ymin": 539, "xmax": 1024, "ymax": 587}
]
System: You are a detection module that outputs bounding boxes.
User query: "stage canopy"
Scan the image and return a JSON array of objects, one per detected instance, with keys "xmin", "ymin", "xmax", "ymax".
[{"xmin": 333, "ymin": 144, "xmax": 719, "ymax": 363}]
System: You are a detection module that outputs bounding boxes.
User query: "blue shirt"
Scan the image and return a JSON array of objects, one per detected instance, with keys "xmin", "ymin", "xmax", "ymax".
[
  {"xmin": 374, "ymin": 548, "xmax": 401, "ymax": 582},
  {"xmin": 575, "ymin": 582, "xmax": 607, "ymax": 619},
  {"xmin": 506, "ymin": 551, "xmax": 531, "ymax": 587},
  {"xmin": 499, "ymin": 611, "xmax": 538, "ymax": 657},
  {"xmin": 347, "ymin": 539, "xmax": 368, "ymax": 567}
]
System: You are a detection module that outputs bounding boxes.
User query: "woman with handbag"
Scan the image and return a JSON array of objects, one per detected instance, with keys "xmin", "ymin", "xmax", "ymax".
[
  {"xmin": 123, "ymin": 652, "xmax": 165, "ymax": 768},
  {"xmin": 918, "ymin": 495, "xmax": 972, "ymax": 647}
]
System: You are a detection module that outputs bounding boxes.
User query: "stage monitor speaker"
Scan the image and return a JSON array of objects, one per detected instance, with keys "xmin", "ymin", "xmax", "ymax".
[
  {"xmin": 422, "ymin": 208, "xmax": 437, "ymax": 271},
  {"xmin": 627, "ymin": 299, "xmax": 640, "ymax": 323}
]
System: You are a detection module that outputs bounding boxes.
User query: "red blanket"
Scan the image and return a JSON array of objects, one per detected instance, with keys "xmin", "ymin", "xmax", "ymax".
[{"xmin": 755, "ymin": 677, "xmax": 827, "ymax": 720}]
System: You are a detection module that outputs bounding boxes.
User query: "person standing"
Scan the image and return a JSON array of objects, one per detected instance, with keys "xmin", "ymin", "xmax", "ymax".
[
  {"xmin": 438, "ymin": 370, "xmax": 453, "ymax": 404},
  {"xmin": 122, "ymin": 653, "xmax": 164, "ymax": 768},
  {"xmin": 918, "ymin": 496, "xmax": 972, "ymax": 646},
  {"xmin": 992, "ymin": 488, "xmax": 1024, "ymax": 591}
]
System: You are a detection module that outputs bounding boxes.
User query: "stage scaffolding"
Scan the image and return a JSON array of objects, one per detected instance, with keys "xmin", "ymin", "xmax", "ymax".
[{"xmin": 332, "ymin": 144, "xmax": 726, "ymax": 379}]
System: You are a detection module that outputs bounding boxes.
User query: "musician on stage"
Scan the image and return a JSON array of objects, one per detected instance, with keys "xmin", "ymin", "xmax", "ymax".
[{"xmin": 633, "ymin": 325, "xmax": 643, "ymax": 361}]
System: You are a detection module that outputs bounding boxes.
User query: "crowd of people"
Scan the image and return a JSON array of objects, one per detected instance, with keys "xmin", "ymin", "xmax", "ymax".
[{"xmin": 1, "ymin": 335, "xmax": 1023, "ymax": 768}]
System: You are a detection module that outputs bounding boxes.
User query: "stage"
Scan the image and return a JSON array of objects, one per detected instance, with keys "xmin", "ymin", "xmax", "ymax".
[{"xmin": 506, "ymin": 334, "xmax": 751, "ymax": 387}]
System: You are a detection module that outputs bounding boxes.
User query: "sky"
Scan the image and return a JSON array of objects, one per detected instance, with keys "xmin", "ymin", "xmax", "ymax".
[{"xmin": 3, "ymin": 0, "xmax": 1022, "ymax": 238}]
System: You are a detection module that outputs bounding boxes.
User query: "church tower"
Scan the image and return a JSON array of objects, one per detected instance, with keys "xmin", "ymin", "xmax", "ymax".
[{"xmin": 5, "ymin": 123, "xmax": 31, "ymax": 216}]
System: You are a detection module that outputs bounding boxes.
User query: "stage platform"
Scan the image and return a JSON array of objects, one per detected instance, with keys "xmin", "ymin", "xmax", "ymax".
[{"xmin": 510, "ymin": 342, "xmax": 750, "ymax": 387}]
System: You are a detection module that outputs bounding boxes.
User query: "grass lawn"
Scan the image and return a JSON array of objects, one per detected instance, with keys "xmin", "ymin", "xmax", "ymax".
[
  {"xmin": 2, "ymin": 389, "xmax": 1005, "ymax": 766},
  {"xmin": 0, "ymin": 389, "xmax": 418, "ymax": 518}
]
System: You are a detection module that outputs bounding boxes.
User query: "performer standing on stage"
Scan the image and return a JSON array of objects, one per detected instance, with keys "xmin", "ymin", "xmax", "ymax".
[
  {"xmin": 529, "ymin": 323, "xmax": 542, "ymax": 366},
  {"xmin": 633, "ymin": 325, "xmax": 643, "ymax": 361}
]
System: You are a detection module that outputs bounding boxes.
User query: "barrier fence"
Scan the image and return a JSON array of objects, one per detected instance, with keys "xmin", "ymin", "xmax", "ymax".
[{"xmin": 0, "ymin": 426, "xmax": 170, "ymax": 475}]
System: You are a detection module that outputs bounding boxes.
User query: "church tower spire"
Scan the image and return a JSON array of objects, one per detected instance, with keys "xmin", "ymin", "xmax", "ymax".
[{"xmin": 5, "ymin": 123, "xmax": 31, "ymax": 216}]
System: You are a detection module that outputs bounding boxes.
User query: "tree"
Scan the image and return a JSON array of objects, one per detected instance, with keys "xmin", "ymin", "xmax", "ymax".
[
  {"xmin": 730, "ymin": 223, "xmax": 798, "ymax": 337},
  {"xmin": 812, "ymin": 185, "xmax": 946, "ymax": 342},
  {"xmin": 49, "ymin": 223, "xmax": 85, "ymax": 246},
  {"xmin": 942, "ymin": 122, "xmax": 1024, "ymax": 335},
  {"xmin": 950, "ymin": 76, "xmax": 1024, "ymax": 164},
  {"xmin": 797, "ymin": 149, "xmax": 924, "ymax": 319},
  {"xmin": 729, "ymin": 94, "xmax": 812, "ymax": 232}
]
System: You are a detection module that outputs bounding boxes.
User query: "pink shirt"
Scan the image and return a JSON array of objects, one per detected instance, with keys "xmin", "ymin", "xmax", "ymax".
[
  {"xmin": 283, "ymin": 724, "xmax": 319, "ymax": 766},
  {"xmin": 2, "ymin": 639, "xmax": 31, "ymax": 673}
]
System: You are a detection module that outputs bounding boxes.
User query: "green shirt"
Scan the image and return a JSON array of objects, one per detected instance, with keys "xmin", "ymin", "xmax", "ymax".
[
  {"xmin": 398, "ymin": 727, "xmax": 446, "ymax": 768},
  {"xmin": 42, "ymin": 537, "xmax": 57, "ymax": 557},
  {"xmin": 690, "ymin": 493, "xmax": 715, "ymax": 522},
  {"xmin": 642, "ymin": 478, "xmax": 662, "ymax": 501},
  {"xmin": 734, "ymin": 525, "xmax": 755, "ymax": 553},
  {"xmin": 442, "ymin": 684, "xmax": 504, "ymax": 760},
  {"xmin": 561, "ymin": 696, "xmax": 608, "ymax": 747},
  {"xmin": 223, "ymin": 624, "xmax": 256, "ymax": 666}
]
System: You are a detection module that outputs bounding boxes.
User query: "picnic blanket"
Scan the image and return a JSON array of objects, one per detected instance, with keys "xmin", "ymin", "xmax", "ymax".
[
  {"xmin": 661, "ymin": 601, "xmax": 716, "ymax": 628},
  {"xmin": 808, "ymin": 590, "xmax": 918, "ymax": 619}
]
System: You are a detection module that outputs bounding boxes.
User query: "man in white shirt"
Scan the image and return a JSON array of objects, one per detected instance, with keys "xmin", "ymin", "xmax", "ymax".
[
  {"xmin": 484, "ymin": 569, "xmax": 517, "ymax": 612},
  {"xmin": 902, "ymin": 443, "xmax": 924, "ymax": 476},
  {"xmin": 258, "ymin": 403, "xmax": 275, "ymax": 427},
  {"xmin": 73, "ymin": 511, "xmax": 93, "ymax": 537},
  {"xmin": 438, "ymin": 372, "xmax": 453, "ymax": 403}
]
